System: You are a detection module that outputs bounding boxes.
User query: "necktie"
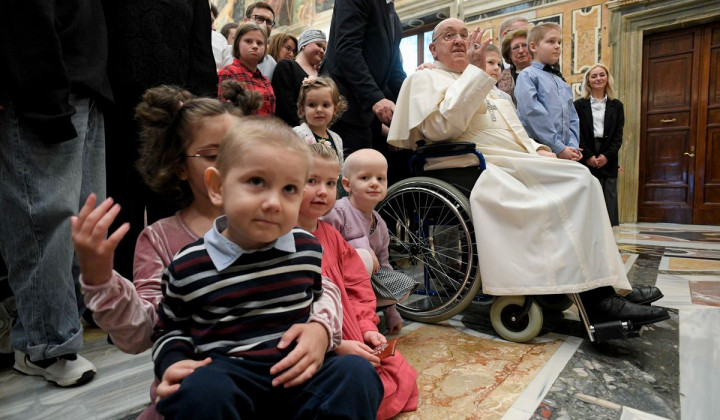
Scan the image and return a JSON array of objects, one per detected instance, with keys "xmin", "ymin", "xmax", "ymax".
[{"xmin": 542, "ymin": 64, "xmax": 566, "ymax": 82}]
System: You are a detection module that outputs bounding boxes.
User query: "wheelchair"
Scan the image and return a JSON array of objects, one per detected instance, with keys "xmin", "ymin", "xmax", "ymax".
[{"xmin": 376, "ymin": 142, "xmax": 641, "ymax": 343}]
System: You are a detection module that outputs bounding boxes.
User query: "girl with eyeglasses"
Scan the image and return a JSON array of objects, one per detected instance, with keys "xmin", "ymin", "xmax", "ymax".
[
  {"xmin": 267, "ymin": 32, "xmax": 298, "ymax": 62},
  {"xmin": 74, "ymin": 81, "xmax": 261, "ymax": 357}
]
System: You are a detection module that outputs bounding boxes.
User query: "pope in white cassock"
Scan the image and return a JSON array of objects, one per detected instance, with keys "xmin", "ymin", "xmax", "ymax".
[{"xmin": 386, "ymin": 18, "xmax": 668, "ymax": 326}]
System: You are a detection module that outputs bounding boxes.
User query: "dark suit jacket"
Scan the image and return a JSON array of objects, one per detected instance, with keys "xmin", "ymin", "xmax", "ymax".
[
  {"xmin": 321, "ymin": 0, "xmax": 406, "ymax": 128},
  {"xmin": 574, "ymin": 97, "xmax": 624, "ymax": 178}
]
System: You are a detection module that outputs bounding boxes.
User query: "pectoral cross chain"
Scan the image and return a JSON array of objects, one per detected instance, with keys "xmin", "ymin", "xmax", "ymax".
[{"xmin": 486, "ymin": 101, "xmax": 498, "ymax": 121}]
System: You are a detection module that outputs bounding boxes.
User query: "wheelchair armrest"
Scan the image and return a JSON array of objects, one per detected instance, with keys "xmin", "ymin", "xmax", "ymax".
[
  {"xmin": 409, "ymin": 141, "xmax": 486, "ymax": 175},
  {"xmin": 415, "ymin": 141, "xmax": 477, "ymax": 157}
]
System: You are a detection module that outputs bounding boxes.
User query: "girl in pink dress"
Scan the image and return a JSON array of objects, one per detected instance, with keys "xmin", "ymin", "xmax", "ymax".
[{"xmin": 297, "ymin": 142, "xmax": 419, "ymax": 419}]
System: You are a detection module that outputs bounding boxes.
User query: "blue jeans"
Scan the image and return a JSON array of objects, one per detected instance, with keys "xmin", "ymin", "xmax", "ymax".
[
  {"xmin": 156, "ymin": 353, "xmax": 383, "ymax": 420},
  {"xmin": 0, "ymin": 95, "xmax": 105, "ymax": 360}
]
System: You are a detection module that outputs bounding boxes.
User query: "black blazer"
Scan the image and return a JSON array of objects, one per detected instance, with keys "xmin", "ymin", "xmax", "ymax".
[
  {"xmin": 321, "ymin": 0, "xmax": 406, "ymax": 128},
  {"xmin": 574, "ymin": 97, "xmax": 624, "ymax": 178}
]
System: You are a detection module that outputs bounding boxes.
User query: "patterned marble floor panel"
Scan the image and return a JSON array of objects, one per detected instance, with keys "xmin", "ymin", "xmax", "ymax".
[{"xmin": 392, "ymin": 323, "xmax": 566, "ymax": 420}]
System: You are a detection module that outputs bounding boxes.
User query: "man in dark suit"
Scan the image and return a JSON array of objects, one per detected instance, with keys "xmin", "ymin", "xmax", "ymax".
[{"xmin": 321, "ymin": 0, "xmax": 407, "ymax": 181}]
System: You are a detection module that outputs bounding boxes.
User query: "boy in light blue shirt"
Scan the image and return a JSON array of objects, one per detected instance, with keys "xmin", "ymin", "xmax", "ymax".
[{"xmin": 515, "ymin": 22, "xmax": 582, "ymax": 161}]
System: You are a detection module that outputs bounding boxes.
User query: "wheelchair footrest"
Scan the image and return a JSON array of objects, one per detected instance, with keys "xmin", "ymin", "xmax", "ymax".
[{"xmin": 590, "ymin": 320, "xmax": 640, "ymax": 341}]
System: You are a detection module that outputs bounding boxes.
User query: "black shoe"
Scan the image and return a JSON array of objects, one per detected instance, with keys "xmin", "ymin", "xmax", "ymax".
[
  {"xmin": 624, "ymin": 286, "xmax": 663, "ymax": 305},
  {"xmin": 590, "ymin": 295, "xmax": 670, "ymax": 326}
]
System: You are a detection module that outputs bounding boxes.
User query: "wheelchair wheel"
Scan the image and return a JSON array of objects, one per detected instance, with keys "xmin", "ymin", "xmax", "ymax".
[
  {"xmin": 376, "ymin": 177, "xmax": 482, "ymax": 323},
  {"xmin": 490, "ymin": 296, "xmax": 543, "ymax": 343},
  {"xmin": 534, "ymin": 295, "xmax": 573, "ymax": 312}
]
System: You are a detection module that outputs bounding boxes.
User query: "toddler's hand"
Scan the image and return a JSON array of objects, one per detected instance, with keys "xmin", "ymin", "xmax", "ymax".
[
  {"xmin": 156, "ymin": 357, "xmax": 211, "ymax": 402},
  {"xmin": 363, "ymin": 330, "xmax": 387, "ymax": 348},
  {"xmin": 270, "ymin": 321, "xmax": 329, "ymax": 388},
  {"xmin": 71, "ymin": 194, "xmax": 129, "ymax": 285},
  {"xmin": 336, "ymin": 339, "xmax": 381, "ymax": 368}
]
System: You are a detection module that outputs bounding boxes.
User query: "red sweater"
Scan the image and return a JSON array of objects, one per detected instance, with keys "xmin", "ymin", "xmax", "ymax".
[{"xmin": 218, "ymin": 58, "xmax": 275, "ymax": 116}]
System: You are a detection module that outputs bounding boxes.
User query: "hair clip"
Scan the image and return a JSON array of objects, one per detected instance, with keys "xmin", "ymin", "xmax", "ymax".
[
  {"xmin": 178, "ymin": 101, "xmax": 184, "ymax": 109},
  {"xmin": 304, "ymin": 134, "xmax": 316, "ymax": 145},
  {"xmin": 301, "ymin": 76, "xmax": 317, "ymax": 87}
]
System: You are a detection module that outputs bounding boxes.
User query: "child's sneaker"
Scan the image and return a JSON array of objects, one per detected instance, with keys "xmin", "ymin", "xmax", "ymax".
[{"xmin": 13, "ymin": 350, "xmax": 96, "ymax": 387}]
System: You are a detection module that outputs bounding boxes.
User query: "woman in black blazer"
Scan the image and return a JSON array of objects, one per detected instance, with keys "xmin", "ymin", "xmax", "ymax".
[{"xmin": 574, "ymin": 63, "xmax": 624, "ymax": 226}]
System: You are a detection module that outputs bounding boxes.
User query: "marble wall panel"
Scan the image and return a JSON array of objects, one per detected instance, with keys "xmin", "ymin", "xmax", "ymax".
[{"xmin": 571, "ymin": 5, "xmax": 602, "ymax": 75}]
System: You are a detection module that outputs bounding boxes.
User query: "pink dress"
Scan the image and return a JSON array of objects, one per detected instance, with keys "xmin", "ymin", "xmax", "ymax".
[{"xmin": 314, "ymin": 221, "xmax": 418, "ymax": 419}]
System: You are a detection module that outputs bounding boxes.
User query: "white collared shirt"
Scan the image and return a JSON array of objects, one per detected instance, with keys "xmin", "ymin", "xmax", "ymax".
[
  {"xmin": 590, "ymin": 95, "xmax": 607, "ymax": 138},
  {"xmin": 204, "ymin": 215, "xmax": 296, "ymax": 271}
]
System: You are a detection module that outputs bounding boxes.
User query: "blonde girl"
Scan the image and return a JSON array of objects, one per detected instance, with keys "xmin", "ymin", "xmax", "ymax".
[
  {"xmin": 293, "ymin": 76, "xmax": 348, "ymax": 163},
  {"xmin": 574, "ymin": 63, "xmax": 624, "ymax": 226}
]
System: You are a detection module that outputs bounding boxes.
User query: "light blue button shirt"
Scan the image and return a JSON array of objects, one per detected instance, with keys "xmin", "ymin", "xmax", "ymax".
[
  {"xmin": 204, "ymin": 215, "xmax": 296, "ymax": 271},
  {"xmin": 515, "ymin": 61, "xmax": 580, "ymax": 154}
]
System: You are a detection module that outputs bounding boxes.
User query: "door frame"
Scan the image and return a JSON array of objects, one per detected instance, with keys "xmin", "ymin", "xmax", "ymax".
[{"xmin": 607, "ymin": 0, "xmax": 720, "ymax": 223}]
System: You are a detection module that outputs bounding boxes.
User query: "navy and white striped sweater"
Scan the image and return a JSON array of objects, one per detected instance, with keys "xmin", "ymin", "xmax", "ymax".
[{"xmin": 152, "ymin": 228, "xmax": 323, "ymax": 378}]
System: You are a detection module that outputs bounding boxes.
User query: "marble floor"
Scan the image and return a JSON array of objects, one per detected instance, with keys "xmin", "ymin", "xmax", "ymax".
[{"xmin": 0, "ymin": 223, "xmax": 718, "ymax": 420}]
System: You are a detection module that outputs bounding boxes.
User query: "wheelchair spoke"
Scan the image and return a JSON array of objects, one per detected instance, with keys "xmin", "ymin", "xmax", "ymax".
[{"xmin": 377, "ymin": 180, "xmax": 481, "ymax": 320}]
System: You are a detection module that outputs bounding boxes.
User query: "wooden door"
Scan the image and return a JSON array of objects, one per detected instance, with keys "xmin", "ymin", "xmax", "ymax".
[
  {"xmin": 694, "ymin": 25, "xmax": 720, "ymax": 224},
  {"xmin": 639, "ymin": 23, "xmax": 720, "ymax": 224}
]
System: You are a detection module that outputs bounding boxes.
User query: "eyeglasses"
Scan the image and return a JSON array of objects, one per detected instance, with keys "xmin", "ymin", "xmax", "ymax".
[
  {"xmin": 511, "ymin": 43, "xmax": 528, "ymax": 52},
  {"xmin": 186, "ymin": 148, "xmax": 219, "ymax": 162},
  {"xmin": 432, "ymin": 31, "xmax": 469, "ymax": 43},
  {"xmin": 251, "ymin": 14, "xmax": 276, "ymax": 28}
]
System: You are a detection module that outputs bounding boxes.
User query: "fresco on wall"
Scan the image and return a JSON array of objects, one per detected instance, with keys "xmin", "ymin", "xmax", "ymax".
[
  {"xmin": 292, "ymin": 0, "xmax": 321, "ymax": 27},
  {"xmin": 571, "ymin": 5, "xmax": 601, "ymax": 75},
  {"xmin": 266, "ymin": 0, "xmax": 292, "ymax": 26}
]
